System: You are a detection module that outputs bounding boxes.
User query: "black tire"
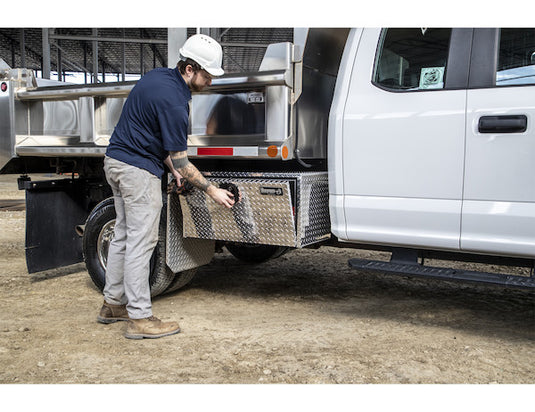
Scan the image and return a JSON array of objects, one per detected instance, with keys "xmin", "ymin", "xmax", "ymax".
[
  {"xmin": 225, "ymin": 243, "xmax": 289, "ymax": 263},
  {"xmin": 163, "ymin": 268, "xmax": 198, "ymax": 294},
  {"xmin": 82, "ymin": 197, "xmax": 174, "ymax": 297}
]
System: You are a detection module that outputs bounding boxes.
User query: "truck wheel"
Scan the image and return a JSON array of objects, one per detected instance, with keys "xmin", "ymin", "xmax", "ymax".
[
  {"xmin": 82, "ymin": 197, "xmax": 174, "ymax": 297},
  {"xmin": 225, "ymin": 243, "xmax": 289, "ymax": 263},
  {"xmin": 163, "ymin": 268, "xmax": 198, "ymax": 294}
]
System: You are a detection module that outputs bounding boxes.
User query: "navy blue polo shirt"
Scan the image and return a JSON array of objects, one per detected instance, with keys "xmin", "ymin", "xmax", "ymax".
[{"xmin": 106, "ymin": 67, "xmax": 191, "ymax": 178}]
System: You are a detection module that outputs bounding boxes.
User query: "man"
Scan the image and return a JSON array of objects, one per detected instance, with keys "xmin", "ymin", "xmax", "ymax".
[{"xmin": 97, "ymin": 34, "xmax": 235, "ymax": 339}]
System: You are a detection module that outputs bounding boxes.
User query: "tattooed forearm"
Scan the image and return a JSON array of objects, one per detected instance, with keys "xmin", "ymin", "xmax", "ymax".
[
  {"xmin": 170, "ymin": 153, "xmax": 189, "ymax": 170},
  {"xmin": 180, "ymin": 163, "xmax": 211, "ymax": 192},
  {"xmin": 170, "ymin": 151, "xmax": 211, "ymax": 192}
]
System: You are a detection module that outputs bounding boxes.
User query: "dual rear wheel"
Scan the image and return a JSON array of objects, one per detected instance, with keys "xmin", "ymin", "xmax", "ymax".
[
  {"xmin": 82, "ymin": 197, "xmax": 290, "ymax": 296},
  {"xmin": 82, "ymin": 198, "xmax": 196, "ymax": 297}
]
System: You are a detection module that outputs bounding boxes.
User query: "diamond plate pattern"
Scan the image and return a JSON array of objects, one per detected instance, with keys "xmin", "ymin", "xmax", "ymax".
[
  {"xmin": 295, "ymin": 173, "xmax": 331, "ymax": 247},
  {"xmin": 177, "ymin": 172, "xmax": 330, "ymax": 248},
  {"xmin": 166, "ymin": 192, "xmax": 214, "ymax": 273}
]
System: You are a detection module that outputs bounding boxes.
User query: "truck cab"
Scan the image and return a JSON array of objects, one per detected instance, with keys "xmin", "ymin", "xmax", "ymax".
[{"xmin": 330, "ymin": 28, "xmax": 535, "ymax": 261}]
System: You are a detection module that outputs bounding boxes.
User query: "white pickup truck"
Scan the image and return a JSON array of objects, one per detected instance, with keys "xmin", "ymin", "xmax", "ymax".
[{"xmin": 1, "ymin": 28, "xmax": 534, "ymax": 292}]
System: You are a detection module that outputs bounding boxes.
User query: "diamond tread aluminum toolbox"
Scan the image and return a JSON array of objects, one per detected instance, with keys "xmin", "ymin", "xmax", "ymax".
[{"xmin": 176, "ymin": 171, "xmax": 330, "ymax": 248}]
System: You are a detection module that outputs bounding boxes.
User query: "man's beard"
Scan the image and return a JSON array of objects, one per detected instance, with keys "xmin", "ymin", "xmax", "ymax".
[{"xmin": 188, "ymin": 73, "xmax": 204, "ymax": 92}]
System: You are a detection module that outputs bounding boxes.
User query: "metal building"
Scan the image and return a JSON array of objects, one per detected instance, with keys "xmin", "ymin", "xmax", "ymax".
[{"xmin": 0, "ymin": 28, "xmax": 294, "ymax": 83}]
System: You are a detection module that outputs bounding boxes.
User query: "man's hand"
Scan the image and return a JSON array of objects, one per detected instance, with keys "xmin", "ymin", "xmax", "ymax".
[
  {"xmin": 171, "ymin": 168, "xmax": 183, "ymax": 182},
  {"xmin": 167, "ymin": 179, "xmax": 178, "ymax": 195},
  {"xmin": 206, "ymin": 185, "xmax": 235, "ymax": 209},
  {"xmin": 167, "ymin": 178, "xmax": 188, "ymax": 195}
]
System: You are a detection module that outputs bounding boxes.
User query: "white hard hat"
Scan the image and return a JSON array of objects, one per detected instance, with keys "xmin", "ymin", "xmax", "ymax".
[{"xmin": 179, "ymin": 34, "xmax": 224, "ymax": 77}]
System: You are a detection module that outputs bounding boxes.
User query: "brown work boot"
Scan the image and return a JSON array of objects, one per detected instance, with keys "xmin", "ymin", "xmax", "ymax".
[
  {"xmin": 125, "ymin": 316, "xmax": 181, "ymax": 340},
  {"xmin": 97, "ymin": 301, "xmax": 129, "ymax": 324}
]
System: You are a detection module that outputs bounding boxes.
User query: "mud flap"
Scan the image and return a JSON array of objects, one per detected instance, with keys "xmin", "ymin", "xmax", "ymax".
[{"xmin": 21, "ymin": 178, "xmax": 89, "ymax": 273}]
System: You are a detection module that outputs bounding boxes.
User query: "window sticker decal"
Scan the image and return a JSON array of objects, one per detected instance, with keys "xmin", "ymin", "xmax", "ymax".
[{"xmin": 419, "ymin": 67, "xmax": 444, "ymax": 89}]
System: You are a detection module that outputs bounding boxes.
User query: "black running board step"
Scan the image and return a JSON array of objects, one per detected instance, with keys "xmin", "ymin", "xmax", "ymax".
[{"xmin": 348, "ymin": 258, "xmax": 535, "ymax": 289}]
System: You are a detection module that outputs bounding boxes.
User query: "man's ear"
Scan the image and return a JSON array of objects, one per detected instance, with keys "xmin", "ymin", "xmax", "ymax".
[
  {"xmin": 182, "ymin": 65, "xmax": 194, "ymax": 83},
  {"xmin": 185, "ymin": 65, "xmax": 195, "ymax": 76}
]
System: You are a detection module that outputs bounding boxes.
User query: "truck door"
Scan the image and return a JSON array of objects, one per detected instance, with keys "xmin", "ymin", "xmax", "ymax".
[
  {"xmin": 462, "ymin": 28, "xmax": 535, "ymax": 258},
  {"xmin": 337, "ymin": 28, "xmax": 471, "ymax": 250}
]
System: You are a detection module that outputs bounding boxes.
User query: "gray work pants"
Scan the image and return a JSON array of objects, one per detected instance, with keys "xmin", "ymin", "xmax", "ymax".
[{"xmin": 103, "ymin": 156, "xmax": 162, "ymax": 319}]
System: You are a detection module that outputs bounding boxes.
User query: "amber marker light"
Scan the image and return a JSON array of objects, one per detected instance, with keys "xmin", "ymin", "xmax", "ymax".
[
  {"xmin": 267, "ymin": 145, "xmax": 278, "ymax": 158},
  {"xmin": 281, "ymin": 146, "xmax": 289, "ymax": 159}
]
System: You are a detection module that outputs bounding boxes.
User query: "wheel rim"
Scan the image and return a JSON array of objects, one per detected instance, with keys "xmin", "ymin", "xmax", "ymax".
[{"xmin": 97, "ymin": 219, "xmax": 115, "ymax": 269}]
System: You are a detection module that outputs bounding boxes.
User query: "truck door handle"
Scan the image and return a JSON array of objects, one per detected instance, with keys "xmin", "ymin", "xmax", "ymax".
[{"xmin": 478, "ymin": 115, "xmax": 527, "ymax": 134}]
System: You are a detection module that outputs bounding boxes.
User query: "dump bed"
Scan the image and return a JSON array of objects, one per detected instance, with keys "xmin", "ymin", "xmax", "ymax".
[{"xmin": 0, "ymin": 29, "xmax": 349, "ymax": 174}]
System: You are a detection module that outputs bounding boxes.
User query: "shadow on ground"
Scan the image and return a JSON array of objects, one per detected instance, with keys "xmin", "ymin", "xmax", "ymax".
[{"xmin": 173, "ymin": 250, "xmax": 535, "ymax": 342}]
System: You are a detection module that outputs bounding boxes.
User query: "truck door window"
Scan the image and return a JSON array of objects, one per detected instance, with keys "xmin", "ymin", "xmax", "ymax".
[
  {"xmin": 373, "ymin": 28, "xmax": 452, "ymax": 91},
  {"xmin": 497, "ymin": 28, "xmax": 535, "ymax": 86}
]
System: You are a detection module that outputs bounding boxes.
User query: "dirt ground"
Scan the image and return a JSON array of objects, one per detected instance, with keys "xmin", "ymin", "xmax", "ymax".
[{"xmin": 0, "ymin": 174, "xmax": 533, "ymax": 387}]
